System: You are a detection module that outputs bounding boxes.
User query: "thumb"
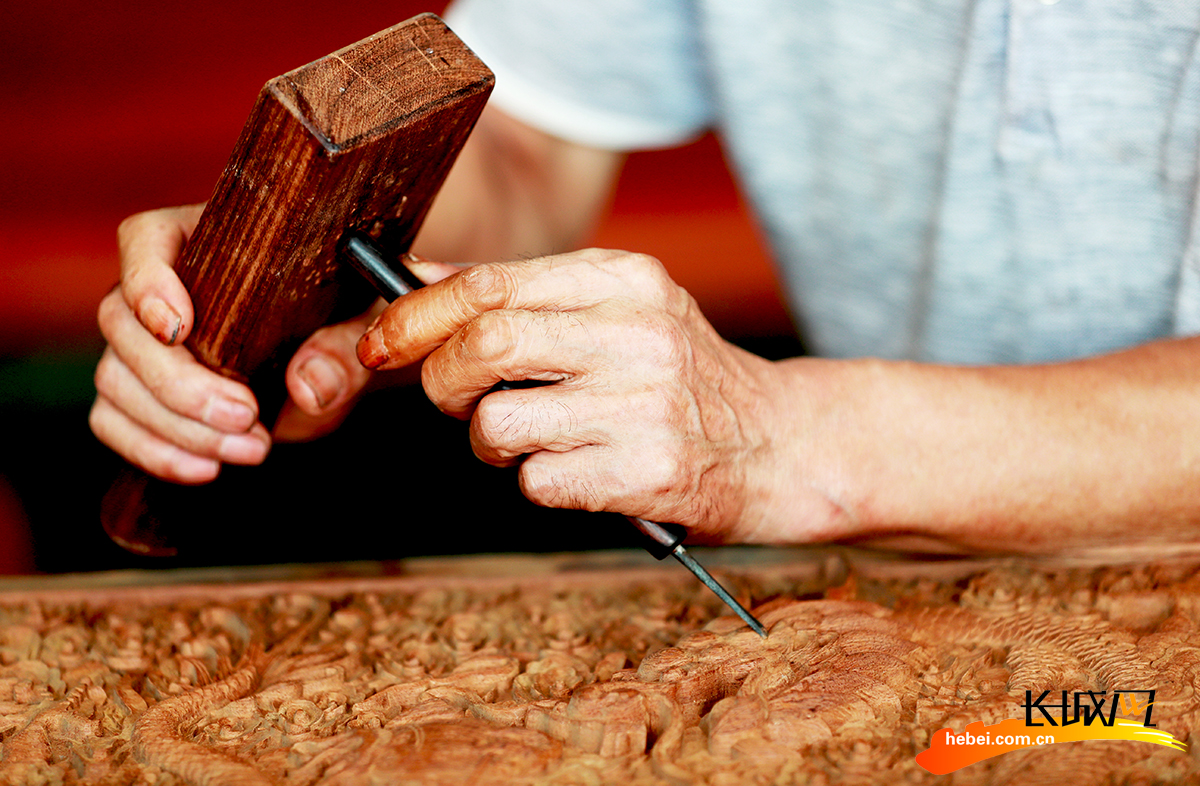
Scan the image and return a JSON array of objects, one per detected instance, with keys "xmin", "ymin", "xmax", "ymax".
[
  {"xmin": 278, "ymin": 303, "xmax": 383, "ymax": 440},
  {"xmin": 118, "ymin": 204, "xmax": 205, "ymax": 346}
]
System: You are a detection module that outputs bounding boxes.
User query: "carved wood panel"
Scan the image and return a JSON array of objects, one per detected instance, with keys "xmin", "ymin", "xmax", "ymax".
[{"xmin": 0, "ymin": 552, "xmax": 1196, "ymax": 783}]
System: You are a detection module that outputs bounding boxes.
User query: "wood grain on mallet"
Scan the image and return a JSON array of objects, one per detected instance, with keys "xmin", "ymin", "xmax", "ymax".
[
  {"xmin": 175, "ymin": 13, "xmax": 493, "ymax": 402},
  {"xmin": 98, "ymin": 15, "xmax": 491, "ymax": 557}
]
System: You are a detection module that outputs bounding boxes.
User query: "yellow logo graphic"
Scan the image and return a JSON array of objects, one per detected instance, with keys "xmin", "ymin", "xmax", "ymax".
[{"xmin": 1121, "ymin": 692, "xmax": 1152, "ymax": 719}]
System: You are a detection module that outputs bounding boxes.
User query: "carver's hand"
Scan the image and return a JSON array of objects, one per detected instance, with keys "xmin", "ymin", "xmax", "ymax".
[
  {"xmin": 89, "ymin": 205, "xmax": 401, "ymax": 482},
  {"xmin": 356, "ymin": 248, "xmax": 798, "ymax": 542}
]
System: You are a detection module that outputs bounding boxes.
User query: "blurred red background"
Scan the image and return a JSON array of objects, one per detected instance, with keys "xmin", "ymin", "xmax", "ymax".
[{"xmin": 0, "ymin": 1, "xmax": 795, "ymax": 573}]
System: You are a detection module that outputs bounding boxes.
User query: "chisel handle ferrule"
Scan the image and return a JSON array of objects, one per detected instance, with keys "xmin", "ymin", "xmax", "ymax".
[{"xmin": 628, "ymin": 517, "xmax": 687, "ymax": 560}]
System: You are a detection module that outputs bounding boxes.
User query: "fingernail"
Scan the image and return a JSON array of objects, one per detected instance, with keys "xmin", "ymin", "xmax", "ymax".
[
  {"xmin": 297, "ymin": 356, "xmax": 345, "ymax": 410},
  {"xmin": 403, "ymin": 252, "xmax": 461, "ymax": 284},
  {"xmin": 218, "ymin": 433, "xmax": 270, "ymax": 464},
  {"xmin": 143, "ymin": 297, "xmax": 182, "ymax": 345},
  {"xmin": 357, "ymin": 328, "xmax": 390, "ymax": 369},
  {"xmin": 403, "ymin": 252, "xmax": 436, "ymax": 276},
  {"xmin": 201, "ymin": 397, "xmax": 257, "ymax": 432}
]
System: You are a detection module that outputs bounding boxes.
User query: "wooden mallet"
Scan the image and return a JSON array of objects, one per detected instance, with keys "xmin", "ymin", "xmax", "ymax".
[{"xmin": 101, "ymin": 14, "xmax": 493, "ymax": 556}]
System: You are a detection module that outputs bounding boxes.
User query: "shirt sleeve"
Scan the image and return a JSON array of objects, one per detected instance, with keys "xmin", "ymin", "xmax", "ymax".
[{"xmin": 444, "ymin": 0, "xmax": 715, "ymax": 150}]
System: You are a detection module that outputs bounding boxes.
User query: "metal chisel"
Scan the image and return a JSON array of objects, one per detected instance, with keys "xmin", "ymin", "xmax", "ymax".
[{"xmin": 343, "ymin": 232, "xmax": 768, "ymax": 637}]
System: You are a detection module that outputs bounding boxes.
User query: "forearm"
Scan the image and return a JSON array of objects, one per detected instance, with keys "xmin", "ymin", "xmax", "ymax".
[
  {"xmin": 760, "ymin": 337, "xmax": 1200, "ymax": 553},
  {"xmin": 414, "ymin": 107, "xmax": 624, "ymax": 264}
]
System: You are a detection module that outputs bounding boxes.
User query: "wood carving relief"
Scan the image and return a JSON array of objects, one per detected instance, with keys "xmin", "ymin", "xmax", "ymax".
[{"xmin": 1, "ymin": 554, "xmax": 1198, "ymax": 784}]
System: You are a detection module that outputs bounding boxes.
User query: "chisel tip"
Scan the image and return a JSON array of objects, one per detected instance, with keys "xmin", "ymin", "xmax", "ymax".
[{"xmin": 671, "ymin": 545, "xmax": 768, "ymax": 638}]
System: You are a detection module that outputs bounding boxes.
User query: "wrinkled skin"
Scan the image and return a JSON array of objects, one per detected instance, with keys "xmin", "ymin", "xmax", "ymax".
[{"xmin": 356, "ymin": 248, "xmax": 805, "ymax": 542}]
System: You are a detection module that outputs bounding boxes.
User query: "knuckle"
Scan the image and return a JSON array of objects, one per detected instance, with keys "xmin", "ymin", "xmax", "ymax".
[
  {"xmin": 472, "ymin": 397, "xmax": 513, "ymax": 448},
  {"xmin": 461, "ymin": 311, "xmax": 522, "ymax": 365},
  {"xmin": 519, "ymin": 451, "xmax": 615, "ymax": 513},
  {"xmin": 473, "ymin": 395, "xmax": 552, "ymax": 452},
  {"xmin": 624, "ymin": 251, "xmax": 664, "ymax": 272},
  {"xmin": 419, "ymin": 358, "xmax": 470, "ymax": 419},
  {"xmin": 648, "ymin": 448, "xmax": 687, "ymax": 492},
  {"xmin": 456, "ymin": 264, "xmax": 513, "ymax": 310},
  {"xmin": 96, "ymin": 289, "xmax": 124, "ymax": 334},
  {"xmin": 93, "ymin": 354, "xmax": 118, "ymax": 396},
  {"xmin": 619, "ymin": 253, "xmax": 674, "ymax": 302},
  {"xmin": 575, "ymin": 247, "xmax": 626, "ymax": 268},
  {"xmin": 632, "ymin": 445, "xmax": 688, "ymax": 499},
  {"xmin": 518, "ymin": 464, "xmax": 556, "ymax": 506},
  {"xmin": 470, "ymin": 412, "xmax": 524, "ymax": 466},
  {"xmin": 197, "ymin": 430, "xmax": 230, "ymax": 457},
  {"xmin": 418, "ymin": 358, "xmax": 444, "ymax": 402},
  {"xmin": 520, "ymin": 463, "xmax": 606, "ymax": 512},
  {"xmin": 116, "ymin": 211, "xmax": 148, "ymax": 247},
  {"xmin": 87, "ymin": 398, "xmax": 109, "ymax": 440},
  {"xmin": 148, "ymin": 372, "xmax": 194, "ymax": 414}
]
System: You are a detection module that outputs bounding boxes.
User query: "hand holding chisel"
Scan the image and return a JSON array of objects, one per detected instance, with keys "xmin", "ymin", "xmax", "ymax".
[{"xmin": 344, "ymin": 233, "xmax": 768, "ymax": 637}]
